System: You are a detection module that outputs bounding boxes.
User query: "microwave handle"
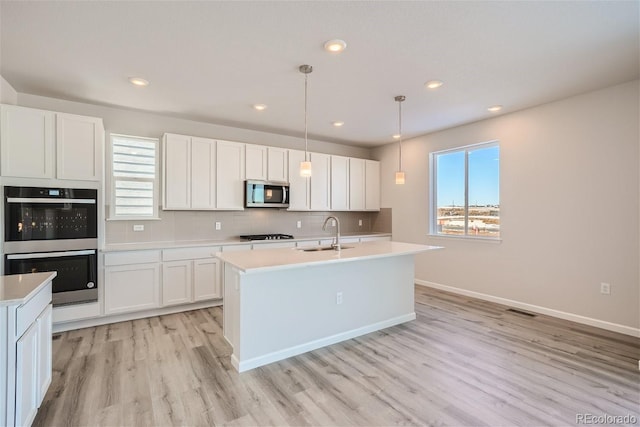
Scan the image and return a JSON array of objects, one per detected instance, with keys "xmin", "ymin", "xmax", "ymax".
[{"xmin": 282, "ymin": 187, "xmax": 287, "ymax": 204}]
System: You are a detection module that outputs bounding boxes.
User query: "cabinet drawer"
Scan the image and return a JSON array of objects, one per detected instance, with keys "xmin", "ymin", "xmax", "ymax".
[
  {"xmin": 104, "ymin": 250, "xmax": 161, "ymax": 266},
  {"xmin": 16, "ymin": 282, "xmax": 52, "ymax": 338},
  {"xmin": 162, "ymin": 246, "xmax": 221, "ymax": 261}
]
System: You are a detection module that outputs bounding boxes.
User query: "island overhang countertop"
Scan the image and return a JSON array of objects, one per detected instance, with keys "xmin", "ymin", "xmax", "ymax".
[{"xmin": 216, "ymin": 240, "xmax": 442, "ymax": 273}]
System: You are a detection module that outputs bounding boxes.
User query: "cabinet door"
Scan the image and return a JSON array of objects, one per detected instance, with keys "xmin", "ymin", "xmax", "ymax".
[
  {"xmin": 330, "ymin": 155, "xmax": 349, "ymax": 211},
  {"xmin": 267, "ymin": 147, "xmax": 288, "ymax": 182},
  {"xmin": 162, "ymin": 260, "xmax": 193, "ymax": 306},
  {"xmin": 56, "ymin": 113, "xmax": 103, "ymax": 181},
  {"xmin": 365, "ymin": 160, "xmax": 381, "ymax": 211},
  {"xmin": 245, "ymin": 144, "xmax": 267, "ymax": 180},
  {"xmin": 191, "ymin": 137, "xmax": 216, "ymax": 209},
  {"xmin": 37, "ymin": 304, "xmax": 52, "ymax": 406},
  {"xmin": 310, "ymin": 153, "xmax": 331, "ymax": 211},
  {"xmin": 287, "ymin": 149, "xmax": 309, "ymax": 210},
  {"xmin": 193, "ymin": 258, "xmax": 221, "ymax": 301},
  {"xmin": 216, "ymin": 140, "xmax": 245, "ymax": 210},
  {"xmin": 349, "ymin": 158, "xmax": 366, "ymax": 211},
  {"xmin": 0, "ymin": 105, "xmax": 54, "ymax": 178},
  {"xmin": 163, "ymin": 133, "xmax": 191, "ymax": 209},
  {"xmin": 104, "ymin": 263, "xmax": 161, "ymax": 315},
  {"xmin": 15, "ymin": 321, "xmax": 38, "ymax": 427}
]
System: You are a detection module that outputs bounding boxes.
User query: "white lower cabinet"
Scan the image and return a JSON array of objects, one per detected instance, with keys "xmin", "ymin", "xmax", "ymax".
[
  {"xmin": 15, "ymin": 321, "xmax": 38, "ymax": 427},
  {"xmin": 104, "ymin": 251, "xmax": 162, "ymax": 315},
  {"xmin": 162, "ymin": 247, "xmax": 222, "ymax": 305},
  {"xmin": 2, "ymin": 279, "xmax": 53, "ymax": 427},
  {"xmin": 162, "ymin": 261, "xmax": 193, "ymax": 306},
  {"xmin": 193, "ymin": 258, "xmax": 222, "ymax": 301}
]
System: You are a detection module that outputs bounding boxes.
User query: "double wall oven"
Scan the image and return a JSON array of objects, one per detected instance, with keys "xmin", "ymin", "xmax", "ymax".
[{"xmin": 4, "ymin": 186, "xmax": 98, "ymax": 306}]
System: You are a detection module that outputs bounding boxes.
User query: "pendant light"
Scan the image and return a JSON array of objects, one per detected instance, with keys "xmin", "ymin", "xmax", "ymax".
[
  {"xmin": 395, "ymin": 95, "xmax": 406, "ymax": 185},
  {"xmin": 299, "ymin": 64, "xmax": 313, "ymax": 177}
]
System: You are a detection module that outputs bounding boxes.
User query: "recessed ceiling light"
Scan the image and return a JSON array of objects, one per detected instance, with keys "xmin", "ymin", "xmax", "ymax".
[
  {"xmin": 253, "ymin": 104, "xmax": 267, "ymax": 111},
  {"xmin": 424, "ymin": 80, "xmax": 443, "ymax": 89},
  {"xmin": 488, "ymin": 105, "xmax": 503, "ymax": 112},
  {"xmin": 324, "ymin": 39, "xmax": 347, "ymax": 53},
  {"xmin": 128, "ymin": 77, "xmax": 149, "ymax": 87},
  {"xmin": 392, "ymin": 134, "xmax": 401, "ymax": 140},
  {"xmin": 332, "ymin": 121, "xmax": 345, "ymax": 127}
]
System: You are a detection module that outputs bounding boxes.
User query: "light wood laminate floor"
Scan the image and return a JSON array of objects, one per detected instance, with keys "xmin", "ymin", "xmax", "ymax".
[{"xmin": 34, "ymin": 286, "xmax": 640, "ymax": 426}]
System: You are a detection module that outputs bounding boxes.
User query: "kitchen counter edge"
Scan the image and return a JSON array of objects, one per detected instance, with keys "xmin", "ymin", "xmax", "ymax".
[
  {"xmin": 101, "ymin": 232, "xmax": 392, "ymax": 252},
  {"xmin": 0, "ymin": 271, "xmax": 57, "ymax": 306}
]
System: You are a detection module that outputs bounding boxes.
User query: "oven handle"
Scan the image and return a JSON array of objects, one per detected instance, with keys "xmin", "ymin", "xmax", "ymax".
[
  {"xmin": 6, "ymin": 249, "xmax": 97, "ymax": 260},
  {"xmin": 6, "ymin": 197, "xmax": 96, "ymax": 204}
]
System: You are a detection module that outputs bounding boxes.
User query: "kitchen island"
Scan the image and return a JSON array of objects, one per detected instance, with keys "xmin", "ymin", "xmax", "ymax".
[
  {"xmin": 0, "ymin": 271, "xmax": 56, "ymax": 427},
  {"xmin": 217, "ymin": 241, "xmax": 441, "ymax": 372}
]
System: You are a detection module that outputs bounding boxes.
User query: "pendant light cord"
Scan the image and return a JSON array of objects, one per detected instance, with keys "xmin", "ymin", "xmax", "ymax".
[
  {"xmin": 304, "ymin": 71, "xmax": 309, "ymax": 162},
  {"xmin": 398, "ymin": 99, "xmax": 402, "ymax": 171}
]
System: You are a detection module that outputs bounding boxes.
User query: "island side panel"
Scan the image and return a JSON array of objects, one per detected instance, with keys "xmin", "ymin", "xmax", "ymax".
[{"xmin": 235, "ymin": 254, "xmax": 416, "ymax": 371}]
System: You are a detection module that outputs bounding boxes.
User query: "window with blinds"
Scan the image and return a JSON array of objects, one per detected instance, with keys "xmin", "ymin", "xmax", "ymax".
[{"xmin": 110, "ymin": 134, "xmax": 159, "ymax": 218}]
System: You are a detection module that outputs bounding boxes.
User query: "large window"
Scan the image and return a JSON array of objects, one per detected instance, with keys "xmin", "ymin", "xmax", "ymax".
[
  {"xmin": 430, "ymin": 141, "xmax": 500, "ymax": 238},
  {"xmin": 110, "ymin": 134, "xmax": 159, "ymax": 219}
]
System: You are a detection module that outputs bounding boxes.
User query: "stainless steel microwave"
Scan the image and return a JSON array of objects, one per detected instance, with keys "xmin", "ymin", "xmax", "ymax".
[{"xmin": 245, "ymin": 180, "xmax": 289, "ymax": 208}]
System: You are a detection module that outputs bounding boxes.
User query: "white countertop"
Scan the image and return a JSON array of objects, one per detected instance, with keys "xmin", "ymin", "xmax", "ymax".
[
  {"xmin": 0, "ymin": 272, "xmax": 57, "ymax": 307},
  {"xmin": 102, "ymin": 232, "xmax": 391, "ymax": 252},
  {"xmin": 216, "ymin": 240, "xmax": 442, "ymax": 273}
]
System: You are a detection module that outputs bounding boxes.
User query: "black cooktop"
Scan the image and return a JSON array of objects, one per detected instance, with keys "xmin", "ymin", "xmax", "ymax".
[{"xmin": 240, "ymin": 234, "xmax": 295, "ymax": 241}]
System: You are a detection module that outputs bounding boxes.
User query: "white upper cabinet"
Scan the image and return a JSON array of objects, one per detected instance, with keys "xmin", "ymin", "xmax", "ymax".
[
  {"xmin": 330, "ymin": 155, "xmax": 349, "ymax": 211},
  {"xmin": 163, "ymin": 133, "xmax": 216, "ymax": 210},
  {"xmin": 163, "ymin": 133, "xmax": 191, "ymax": 209},
  {"xmin": 1, "ymin": 105, "xmax": 54, "ymax": 178},
  {"xmin": 216, "ymin": 140, "xmax": 245, "ymax": 210},
  {"xmin": 56, "ymin": 113, "xmax": 103, "ymax": 181},
  {"xmin": 0, "ymin": 105, "xmax": 103, "ymax": 181},
  {"xmin": 365, "ymin": 160, "xmax": 381, "ymax": 211},
  {"xmin": 349, "ymin": 158, "xmax": 366, "ymax": 211},
  {"xmin": 267, "ymin": 147, "xmax": 288, "ymax": 182},
  {"xmin": 245, "ymin": 144, "xmax": 268, "ymax": 180},
  {"xmin": 287, "ymin": 149, "xmax": 309, "ymax": 211},
  {"xmin": 310, "ymin": 152, "xmax": 331, "ymax": 211},
  {"xmin": 190, "ymin": 137, "xmax": 216, "ymax": 209}
]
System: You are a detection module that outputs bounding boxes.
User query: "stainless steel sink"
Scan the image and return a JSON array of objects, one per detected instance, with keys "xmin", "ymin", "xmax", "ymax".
[{"xmin": 298, "ymin": 246, "xmax": 353, "ymax": 252}]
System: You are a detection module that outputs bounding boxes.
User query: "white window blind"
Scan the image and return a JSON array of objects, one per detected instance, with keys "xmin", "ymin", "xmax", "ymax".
[{"xmin": 111, "ymin": 134, "xmax": 158, "ymax": 218}]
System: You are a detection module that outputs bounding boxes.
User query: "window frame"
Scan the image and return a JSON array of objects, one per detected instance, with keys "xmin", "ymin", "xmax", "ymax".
[
  {"xmin": 107, "ymin": 133, "xmax": 160, "ymax": 221},
  {"xmin": 429, "ymin": 140, "xmax": 500, "ymax": 240}
]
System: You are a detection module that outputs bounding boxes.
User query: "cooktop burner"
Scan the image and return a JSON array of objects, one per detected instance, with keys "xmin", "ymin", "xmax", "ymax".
[{"xmin": 240, "ymin": 233, "xmax": 295, "ymax": 241}]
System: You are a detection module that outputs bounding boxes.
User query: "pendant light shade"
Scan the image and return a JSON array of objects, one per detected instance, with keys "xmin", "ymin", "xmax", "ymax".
[
  {"xmin": 300, "ymin": 160, "xmax": 312, "ymax": 177},
  {"xmin": 395, "ymin": 95, "xmax": 406, "ymax": 185},
  {"xmin": 299, "ymin": 64, "xmax": 313, "ymax": 177}
]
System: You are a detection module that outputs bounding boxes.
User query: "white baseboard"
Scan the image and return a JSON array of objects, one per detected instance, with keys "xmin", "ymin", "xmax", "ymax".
[
  {"xmin": 52, "ymin": 300, "xmax": 222, "ymax": 333},
  {"xmin": 415, "ymin": 279, "xmax": 640, "ymax": 338},
  {"xmin": 236, "ymin": 312, "xmax": 417, "ymax": 372}
]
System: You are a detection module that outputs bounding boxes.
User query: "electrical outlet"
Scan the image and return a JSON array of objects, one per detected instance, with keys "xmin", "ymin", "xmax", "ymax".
[
  {"xmin": 331, "ymin": 219, "xmax": 336, "ymax": 227},
  {"xmin": 600, "ymin": 282, "xmax": 611, "ymax": 295},
  {"xmin": 297, "ymin": 220, "xmax": 302, "ymax": 229},
  {"xmin": 336, "ymin": 292, "xmax": 343, "ymax": 305},
  {"xmin": 133, "ymin": 224, "xmax": 144, "ymax": 232},
  {"xmin": 358, "ymin": 219, "xmax": 363, "ymax": 227},
  {"xmin": 215, "ymin": 222, "xmax": 222, "ymax": 231}
]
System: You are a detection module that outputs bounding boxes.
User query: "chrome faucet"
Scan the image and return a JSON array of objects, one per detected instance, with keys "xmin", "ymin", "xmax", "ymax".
[{"xmin": 322, "ymin": 216, "xmax": 341, "ymax": 251}]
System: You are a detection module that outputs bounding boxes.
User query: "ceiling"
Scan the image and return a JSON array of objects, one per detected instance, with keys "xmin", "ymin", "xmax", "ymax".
[{"xmin": 1, "ymin": 1, "xmax": 638, "ymax": 147}]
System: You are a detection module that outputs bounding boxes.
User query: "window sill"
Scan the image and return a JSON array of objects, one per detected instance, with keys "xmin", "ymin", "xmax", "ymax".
[{"xmin": 427, "ymin": 234, "xmax": 502, "ymax": 244}]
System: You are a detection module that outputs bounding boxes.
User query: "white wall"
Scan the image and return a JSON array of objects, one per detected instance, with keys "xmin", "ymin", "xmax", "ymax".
[
  {"xmin": 16, "ymin": 93, "xmax": 371, "ymax": 158},
  {"xmin": 0, "ymin": 75, "xmax": 17, "ymax": 105},
  {"xmin": 373, "ymin": 80, "xmax": 639, "ymax": 331}
]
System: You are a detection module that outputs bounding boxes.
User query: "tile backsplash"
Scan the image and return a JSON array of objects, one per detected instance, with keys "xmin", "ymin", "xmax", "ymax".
[{"xmin": 105, "ymin": 208, "xmax": 391, "ymax": 244}]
